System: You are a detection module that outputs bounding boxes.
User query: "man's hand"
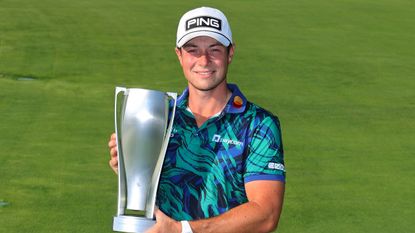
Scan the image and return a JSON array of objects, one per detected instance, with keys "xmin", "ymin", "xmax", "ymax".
[
  {"xmin": 108, "ymin": 133, "xmax": 118, "ymax": 174},
  {"xmin": 146, "ymin": 208, "xmax": 181, "ymax": 233}
]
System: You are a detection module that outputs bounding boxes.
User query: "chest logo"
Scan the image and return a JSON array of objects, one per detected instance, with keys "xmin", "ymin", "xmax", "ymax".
[{"xmin": 212, "ymin": 134, "xmax": 243, "ymax": 146}]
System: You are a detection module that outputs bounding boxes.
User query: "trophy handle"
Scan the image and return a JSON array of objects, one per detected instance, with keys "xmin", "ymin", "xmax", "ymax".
[
  {"xmin": 145, "ymin": 92, "xmax": 178, "ymax": 219},
  {"xmin": 115, "ymin": 87, "xmax": 128, "ymax": 216}
]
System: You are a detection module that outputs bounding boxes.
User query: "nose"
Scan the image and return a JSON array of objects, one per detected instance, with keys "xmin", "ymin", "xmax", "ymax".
[{"xmin": 198, "ymin": 51, "xmax": 210, "ymax": 66}]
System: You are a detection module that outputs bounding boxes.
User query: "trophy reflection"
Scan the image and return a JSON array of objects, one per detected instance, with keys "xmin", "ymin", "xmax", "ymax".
[{"xmin": 113, "ymin": 87, "xmax": 177, "ymax": 233}]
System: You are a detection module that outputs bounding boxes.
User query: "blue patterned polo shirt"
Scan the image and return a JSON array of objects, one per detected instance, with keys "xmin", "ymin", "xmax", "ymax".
[{"xmin": 156, "ymin": 83, "xmax": 285, "ymax": 220}]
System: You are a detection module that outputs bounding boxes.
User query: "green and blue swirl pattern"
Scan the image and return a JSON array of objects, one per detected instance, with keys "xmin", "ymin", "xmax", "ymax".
[{"xmin": 156, "ymin": 84, "xmax": 285, "ymax": 220}]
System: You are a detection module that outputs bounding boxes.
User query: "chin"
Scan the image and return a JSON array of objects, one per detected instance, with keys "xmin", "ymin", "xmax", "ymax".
[{"xmin": 190, "ymin": 79, "xmax": 227, "ymax": 92}]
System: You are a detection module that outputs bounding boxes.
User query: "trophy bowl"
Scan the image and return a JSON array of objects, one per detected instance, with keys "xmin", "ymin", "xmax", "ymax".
[{"xmin": 113, "ymin": 87, "xmax": 177, "ymax": 233}]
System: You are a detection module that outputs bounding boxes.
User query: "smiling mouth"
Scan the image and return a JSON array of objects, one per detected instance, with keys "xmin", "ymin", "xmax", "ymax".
[{"xmin": 195, "ymin": 71, "xmax": 214, "ymax": 76}]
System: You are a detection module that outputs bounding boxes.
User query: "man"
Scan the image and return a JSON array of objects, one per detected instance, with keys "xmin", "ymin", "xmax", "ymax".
[{"xmin": 108, "ymin": 6, "xmax": 285, "ymax": 233}]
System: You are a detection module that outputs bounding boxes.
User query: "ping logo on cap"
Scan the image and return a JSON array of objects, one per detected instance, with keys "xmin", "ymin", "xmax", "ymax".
[{"xmin": 186, "ymin": 16, "xmax": 222, "ymax": 31}]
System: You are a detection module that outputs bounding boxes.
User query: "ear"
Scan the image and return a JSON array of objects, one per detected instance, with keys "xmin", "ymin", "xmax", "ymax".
[
  {"xmin": 228, "ymin": 44, "xmax": 235, "ymax": 64},
  {"xmin": 175, "ymin": 47, "xmax": 183, "ymax": 66}
]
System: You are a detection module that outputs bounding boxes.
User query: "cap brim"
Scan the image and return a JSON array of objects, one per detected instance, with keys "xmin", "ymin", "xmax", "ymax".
[{"xmin": 177, "ymin": 31, "xmax": 231, "ymax": 48}]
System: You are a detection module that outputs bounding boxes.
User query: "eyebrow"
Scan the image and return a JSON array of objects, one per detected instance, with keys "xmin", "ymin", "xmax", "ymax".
[
  {"xmin": 182, "ymin": 43, "xmax": 198, "ymax": 49},
  {"xmin": 209, "ymin": 43, "xmax": 224, "ymax": 48}
]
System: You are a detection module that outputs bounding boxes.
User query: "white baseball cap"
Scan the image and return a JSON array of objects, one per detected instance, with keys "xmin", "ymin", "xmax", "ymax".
[{"xmin": 176, "ymin": 6, "xmax": 233, "ymax": 48}]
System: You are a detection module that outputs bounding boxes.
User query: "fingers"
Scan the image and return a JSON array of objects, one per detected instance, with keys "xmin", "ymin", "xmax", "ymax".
[
  {"xmin": 109, "ymin": 157, "xmax": 118, "ymax": 173},
  {"xmin": 108, "ymin": 133, "xmax": 117, "ymax": 149},
  {"xmin": 108, "ymin": 133, "xmax": 118, "ymax": 157},
  {"xmin": 109, "ymin": 155, "xmax": 118, "ymax": 174},
  {"xmin": 108, "ymin": 133, "xmax": 118, "ymax": 174},
  {"xmin": 150, "ymin": 207, "xmax": 181, "ymax": 233},
  {"xmin": 153, "ymin": 206, "xmax": 162, "ymax": 219},
  {"xmin": 110, "ymin": 146, "xmax": 118, "ymax": 158},
  {"xmin": 109, "ymin": 151, "xmax": 118, "ymax": 166}
]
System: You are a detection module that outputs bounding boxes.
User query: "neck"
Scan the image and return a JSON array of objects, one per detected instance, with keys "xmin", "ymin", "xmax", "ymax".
[{"xmin": 187, "ymin": 82, "xmax": 231, "ymax": 127}]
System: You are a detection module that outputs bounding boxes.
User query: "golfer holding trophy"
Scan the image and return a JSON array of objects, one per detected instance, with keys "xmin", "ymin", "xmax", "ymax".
[{"xmin": 109, "ymin": 6, "xmax": 285, "ymax": 233}]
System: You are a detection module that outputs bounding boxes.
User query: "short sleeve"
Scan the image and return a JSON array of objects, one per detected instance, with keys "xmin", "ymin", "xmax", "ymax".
[{"xmin": 244, "ymin": 115, "xmax": 285, "ymax": 183}]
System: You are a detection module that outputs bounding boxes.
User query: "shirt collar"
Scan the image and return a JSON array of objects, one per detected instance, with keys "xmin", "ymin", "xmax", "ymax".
[{"xmin": 176, "ymin": 83, "xmax": 247, "ymax": 114}]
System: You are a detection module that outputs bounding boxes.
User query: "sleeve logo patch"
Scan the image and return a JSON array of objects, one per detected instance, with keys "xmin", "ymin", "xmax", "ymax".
[{"xmin": 268, "ymin": 162, "xmax": 285, "ymax": 171}]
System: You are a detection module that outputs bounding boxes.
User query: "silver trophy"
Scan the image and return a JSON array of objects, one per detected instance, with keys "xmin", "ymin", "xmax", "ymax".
[{"xmin": 113, "ymin": 87, "xmax": 177, "ymax": 233}]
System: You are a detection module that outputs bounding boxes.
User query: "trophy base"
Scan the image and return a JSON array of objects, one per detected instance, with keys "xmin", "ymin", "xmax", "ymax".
[{"xmin": 113, "ymin": 215, "xmax": 156, "ymax": 233}]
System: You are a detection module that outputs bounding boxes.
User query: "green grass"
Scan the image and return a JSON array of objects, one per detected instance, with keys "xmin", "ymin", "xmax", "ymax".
[{"xmin": 1, "ymin": 0, "xmax": 414, "ymax": 232}]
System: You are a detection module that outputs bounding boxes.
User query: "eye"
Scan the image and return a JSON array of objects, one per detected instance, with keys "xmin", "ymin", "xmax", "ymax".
[
  {"xmin": 184, "ymin": 48, "xmax": 199, "ymax": 55},
  {"xmin": 208, "ymin": 48, "xmax": 224, "ymax": 58},
  {"xmin": 209, "ymin": 46, "xmax": 225, "ymax": 54}
]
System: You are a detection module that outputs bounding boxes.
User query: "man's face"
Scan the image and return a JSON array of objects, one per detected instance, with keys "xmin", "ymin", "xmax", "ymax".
[{"xmin": 175, "ymin": 36, "xmax": 234, "ymax": 92}]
